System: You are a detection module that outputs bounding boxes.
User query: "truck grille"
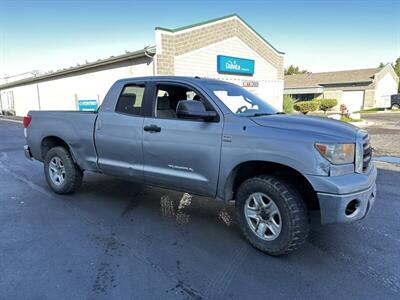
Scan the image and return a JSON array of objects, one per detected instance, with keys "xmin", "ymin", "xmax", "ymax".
[{"xmin": 362, "ymin": 134, "xmax": 372, "ymax": 172}]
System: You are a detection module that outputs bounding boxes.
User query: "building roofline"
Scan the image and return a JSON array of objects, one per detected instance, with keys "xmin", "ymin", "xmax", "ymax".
[
  {"xmin": 284, "ymin": 80, "xmax": 373, "ymax": 90},
  {"xmin": 319, "ymin": 80, "xmax": 373, "ymax": 85},
  {"xmin": 284, "ymin": 67, "xmax": 382, "ymax": 78},
  {"xmin": 155, "ymin": 13, "xmax": 285, "ymax": 55},
  {"xmin": 0, "ymin": 47, "xmax": 156, "ymax": 90},
  {"xmin": 156, "ymin": 14, "xmax": 238, "ymax": 33}
]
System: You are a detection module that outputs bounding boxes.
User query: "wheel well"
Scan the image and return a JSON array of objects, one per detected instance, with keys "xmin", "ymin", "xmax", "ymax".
[
  {"xmin": 228, "ymin": 161, "xmax": 319, "ymax": 210},
  {"xmin": 41, "ymin": 136, "xmax": 69, "ymax": 160}
]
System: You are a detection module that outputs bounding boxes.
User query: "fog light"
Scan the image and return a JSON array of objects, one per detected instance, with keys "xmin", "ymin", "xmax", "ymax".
[{"xmin": 345, "ymin": 200, "xmax": 360, "ymax": 217}]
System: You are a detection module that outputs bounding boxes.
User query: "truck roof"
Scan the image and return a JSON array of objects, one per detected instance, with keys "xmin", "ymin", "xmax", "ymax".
[{"xmin": 115, "ymin": 76, "xmax": 231, "ymax": 86}]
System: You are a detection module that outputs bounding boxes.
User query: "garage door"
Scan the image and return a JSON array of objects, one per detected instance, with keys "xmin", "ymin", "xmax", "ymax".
[{"xmin": 342, "ymin": 91, "xmax": 364, "ymax": 112}]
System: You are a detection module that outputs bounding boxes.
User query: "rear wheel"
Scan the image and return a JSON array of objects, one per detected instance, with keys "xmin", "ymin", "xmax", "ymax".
[
  {"xmin": 236, "ymin": 175, "xmax": 309, "ymax": 256},
  {"xmin": 44, "ymin": 146, "xmax": 83, "ymax": 194},
  {"xmin": 391, "ymin": 103, "xmax": 399, "ymax": 110}
]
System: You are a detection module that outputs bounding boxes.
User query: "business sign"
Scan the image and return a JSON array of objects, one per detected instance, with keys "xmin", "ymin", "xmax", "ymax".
[
  {"xmin": 217, "ymin": 55, "xmax": 255, "ymax": 75},
  {"xmin": 78, "ymin": 99, "xmax": 98, "ymax": 111}
]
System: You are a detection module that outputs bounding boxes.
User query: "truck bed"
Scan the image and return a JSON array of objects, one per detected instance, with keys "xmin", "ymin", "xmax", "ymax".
[{"xmin": 27, "ymin": 110, "xmax": 99, "ymax": 171}]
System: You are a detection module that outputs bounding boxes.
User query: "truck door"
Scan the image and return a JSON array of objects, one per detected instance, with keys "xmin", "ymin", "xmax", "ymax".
[
  {"xmin": 95, "ymin": 83, "xmax": 147, "ymax": 179},
  {"xmin": 142, "ymin": 82, "xmax": 223, "ymax": 197}
]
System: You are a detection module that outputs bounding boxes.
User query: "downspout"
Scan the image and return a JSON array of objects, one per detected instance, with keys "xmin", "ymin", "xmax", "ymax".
[
  {"xmin": 0, "ymin": 91, "xmax": 3, "ymax": 114},
  {"xmin": 36, "ymin": 83, "xmax": 41, "ymax": 110}
]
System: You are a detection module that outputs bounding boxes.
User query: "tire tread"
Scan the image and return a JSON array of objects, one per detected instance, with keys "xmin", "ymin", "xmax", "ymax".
[{"xmin": 236, "ymin": 175, "xmax": 309, "ymax": 255}]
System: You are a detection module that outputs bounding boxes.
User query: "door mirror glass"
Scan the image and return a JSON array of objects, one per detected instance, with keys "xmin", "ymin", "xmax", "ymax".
[{"xmin": 176, "ymin": 100, "xmax": 217, "ymax": 121}]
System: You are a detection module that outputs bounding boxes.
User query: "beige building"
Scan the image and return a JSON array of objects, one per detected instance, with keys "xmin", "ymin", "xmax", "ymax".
[
  {"xmin": 0, "ymin": 14, "xmax": 285, "ymax": 116},
  {"xmin": 284, "ymin": 65, "xmax": 399, "ymax": 112}
]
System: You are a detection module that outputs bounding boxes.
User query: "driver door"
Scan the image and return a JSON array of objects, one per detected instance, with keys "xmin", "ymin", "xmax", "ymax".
[{"xmin": 142, "ymin": 82, "xmax": 223, "ymax": 197}]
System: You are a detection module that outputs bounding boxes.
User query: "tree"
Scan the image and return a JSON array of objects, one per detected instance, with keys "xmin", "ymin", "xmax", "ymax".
[
  {"xmin": 284, "ymin": 65, "xmax": 310, "ymax": 75},
  {"xmin": 378, "ymin": 62, "xmax": 385, "ymax": 68},
  {"xmin": 393, "ymin": 57, "xmax": 400, "ymax": 92}
]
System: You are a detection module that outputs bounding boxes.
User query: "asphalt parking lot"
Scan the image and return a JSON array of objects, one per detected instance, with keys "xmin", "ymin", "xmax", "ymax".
[{"xmin": 1, "ymin": 117, "xmax": 399, "ymax": 300}]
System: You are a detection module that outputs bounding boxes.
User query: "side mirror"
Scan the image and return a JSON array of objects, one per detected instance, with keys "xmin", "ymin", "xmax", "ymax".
[{"xmin": 176, "ymin": 100, "xmax": 217, "ymax": 121}]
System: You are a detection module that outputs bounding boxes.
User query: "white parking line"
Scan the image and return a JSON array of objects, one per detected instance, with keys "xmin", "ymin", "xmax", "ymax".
[{"xmin": 0, "ymin": 118, "xmax": 22, "ymax": 124}]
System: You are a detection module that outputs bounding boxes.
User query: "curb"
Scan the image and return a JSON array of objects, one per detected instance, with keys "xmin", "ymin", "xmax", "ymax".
[
  {"xmin": 349, "ymin": 120, "xmax": 374, "ymax": 128},
  {"xmin": 376, "ymin": 110, "xmax": 400, "ymax": 114},
  {"xmin": 0, "ymin": 116, "xmax": 23, "ymax": 123}
]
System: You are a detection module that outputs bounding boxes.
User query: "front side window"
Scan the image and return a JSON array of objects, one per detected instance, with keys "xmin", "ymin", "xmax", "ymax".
[
  {"xmin": 155, "ymin": 84, "xmax": 209, "ymax": 119},
  {"xmin": 115, "ymin": 85, "xmax": 145, "ymax": 116},
  {"xmin": 205, "ymin": 82, "xmax": 278, "ymax": 116}
]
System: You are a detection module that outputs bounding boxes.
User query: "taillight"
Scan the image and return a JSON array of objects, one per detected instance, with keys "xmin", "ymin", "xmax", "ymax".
[{"xmin": 23, "ymin": 116, "xmax": 32, "ymax": 128}]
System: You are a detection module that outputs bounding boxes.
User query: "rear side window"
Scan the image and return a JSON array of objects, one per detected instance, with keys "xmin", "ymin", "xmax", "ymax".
[{"xmin": 115, "ymin": 85, "xmax": 145, "ymax": 116}]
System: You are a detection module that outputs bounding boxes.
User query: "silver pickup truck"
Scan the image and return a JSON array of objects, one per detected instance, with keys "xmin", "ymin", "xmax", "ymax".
[{"xmin": 24, "ymin": 76, "xmax": 377, "ymax": 255}]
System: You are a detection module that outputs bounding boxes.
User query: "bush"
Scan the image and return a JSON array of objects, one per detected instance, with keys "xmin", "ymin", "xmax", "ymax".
[
  {"xmin": 319, "ymin": 99, "xmax": 338, "ymax": 113},
  {"xmin": 283, "ymin": 95, "xmax": 295, "ymax": 113},
  {"xmin": 293, "ymin": 100, "xmax": 320, "ymax": 114}
]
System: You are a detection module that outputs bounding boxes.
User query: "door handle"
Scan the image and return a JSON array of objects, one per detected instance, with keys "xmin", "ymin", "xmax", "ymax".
[{"xmin": 143, "ymin": 124, "xmax": 161, "ymax": 133}]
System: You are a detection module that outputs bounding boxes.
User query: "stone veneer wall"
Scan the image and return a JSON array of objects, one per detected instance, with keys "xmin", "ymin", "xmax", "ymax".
[{"xmin": 156, "ymin": 18, "xmax": 284, "ymax": 79}]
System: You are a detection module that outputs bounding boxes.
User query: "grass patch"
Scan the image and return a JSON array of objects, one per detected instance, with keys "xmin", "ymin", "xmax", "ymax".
[
  {"xmin": 355, "ymin": 108, "xmax": 385, "ymax": 113},
  {"xmin": 341, "ymin": 116, "xmax": 363, "ymax": 123}
]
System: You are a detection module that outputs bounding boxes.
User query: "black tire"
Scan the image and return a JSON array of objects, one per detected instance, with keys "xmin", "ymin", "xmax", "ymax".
[
  {"xmin": 44, "ymin": 146, "xmax": 83, "ymax": 194},
  {"xmin": 236, "ymin": 175, "xmax": 309, "ymax": 256}
]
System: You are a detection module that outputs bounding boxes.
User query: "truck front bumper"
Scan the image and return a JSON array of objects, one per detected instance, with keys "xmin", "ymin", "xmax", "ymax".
[{"xmin": 306, "ymin": 164, "xmax": 377, "ymax": 224}]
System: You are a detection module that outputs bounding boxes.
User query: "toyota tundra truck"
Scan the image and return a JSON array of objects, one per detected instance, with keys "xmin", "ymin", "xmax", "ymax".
[{"xmin": 23, "ymin": 76, "xmax": 377, "ymax": 255}]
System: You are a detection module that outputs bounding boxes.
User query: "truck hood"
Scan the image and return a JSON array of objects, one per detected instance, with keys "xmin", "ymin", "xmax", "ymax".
[{"xmin": 250, "ymin": 114, "xmax": 359, "ymax": 141}]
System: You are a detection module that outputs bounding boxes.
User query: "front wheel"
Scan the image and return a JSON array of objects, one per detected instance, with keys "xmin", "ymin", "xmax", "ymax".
[
  {"xmin": 44, "ymin": 146, "xmax": 83, "ymax": 194},
  {"xmin": 236, "ymin": 175, "xmax": 309, "ymax": 256}
]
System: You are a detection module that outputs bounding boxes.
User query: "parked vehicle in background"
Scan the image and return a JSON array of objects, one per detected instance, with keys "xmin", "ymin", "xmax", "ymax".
[
  {"xmin": 391, "ymin": 94, "xmax": 400, "ymax": 109},
  {"xmin": 23, "ymin": 76, "xmax": 377, "ymax": 256}
]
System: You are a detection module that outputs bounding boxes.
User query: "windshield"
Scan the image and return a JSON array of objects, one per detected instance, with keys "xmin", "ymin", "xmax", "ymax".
[{"xmin": 205, "ymin": 82, "xmax": 279, "ymax": 116}]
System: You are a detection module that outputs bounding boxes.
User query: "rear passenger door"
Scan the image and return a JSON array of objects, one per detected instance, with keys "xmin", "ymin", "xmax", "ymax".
[
  {"xmin": 142, "ymin": 81, "xmax": 223, "ymax": 197},
  {"xmin": 95, "ymin": 83, "xmax": 147, "ymax": 179}
]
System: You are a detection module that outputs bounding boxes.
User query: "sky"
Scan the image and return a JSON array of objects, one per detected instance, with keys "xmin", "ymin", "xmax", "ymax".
[{"xmin": 0, "ymin": 0, "xmax": 399, "ymax": 78}]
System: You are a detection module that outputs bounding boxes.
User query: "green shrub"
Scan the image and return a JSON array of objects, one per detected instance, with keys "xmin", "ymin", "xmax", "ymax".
[
  {"xmin": 319, "ymin": 99, "xmax": 338, "ymax": 113},
  {"xmin": 341, "ymin": 116, "xmax": 362, "ymax": 123},
  {"xmin": 283, "ymin": 95, "xmax": 295, "ymax": 114},
  {"xmin": 293, "ymin": 100, "xmax": 320, "ymax": 114}
]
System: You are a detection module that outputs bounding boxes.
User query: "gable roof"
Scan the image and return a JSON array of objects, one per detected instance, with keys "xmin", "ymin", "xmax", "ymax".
[
  {"xmin": 284, "ymin": 68, "xmax": 381, "ymax": 89},
  {"xmin": 156, "ymin": 14, "xmax": 284, "ymax": 55}
]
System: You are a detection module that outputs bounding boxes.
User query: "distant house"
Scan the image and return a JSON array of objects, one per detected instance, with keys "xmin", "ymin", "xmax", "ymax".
[{"xmin": 284, "ymin": 65, "xmax": 399, "ymax": 112}]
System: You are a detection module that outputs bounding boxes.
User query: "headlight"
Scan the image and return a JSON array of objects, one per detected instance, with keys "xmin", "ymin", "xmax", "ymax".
[{"xmin": 315, "ymin": 143, "xmax": 355, "ymax": 165}]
